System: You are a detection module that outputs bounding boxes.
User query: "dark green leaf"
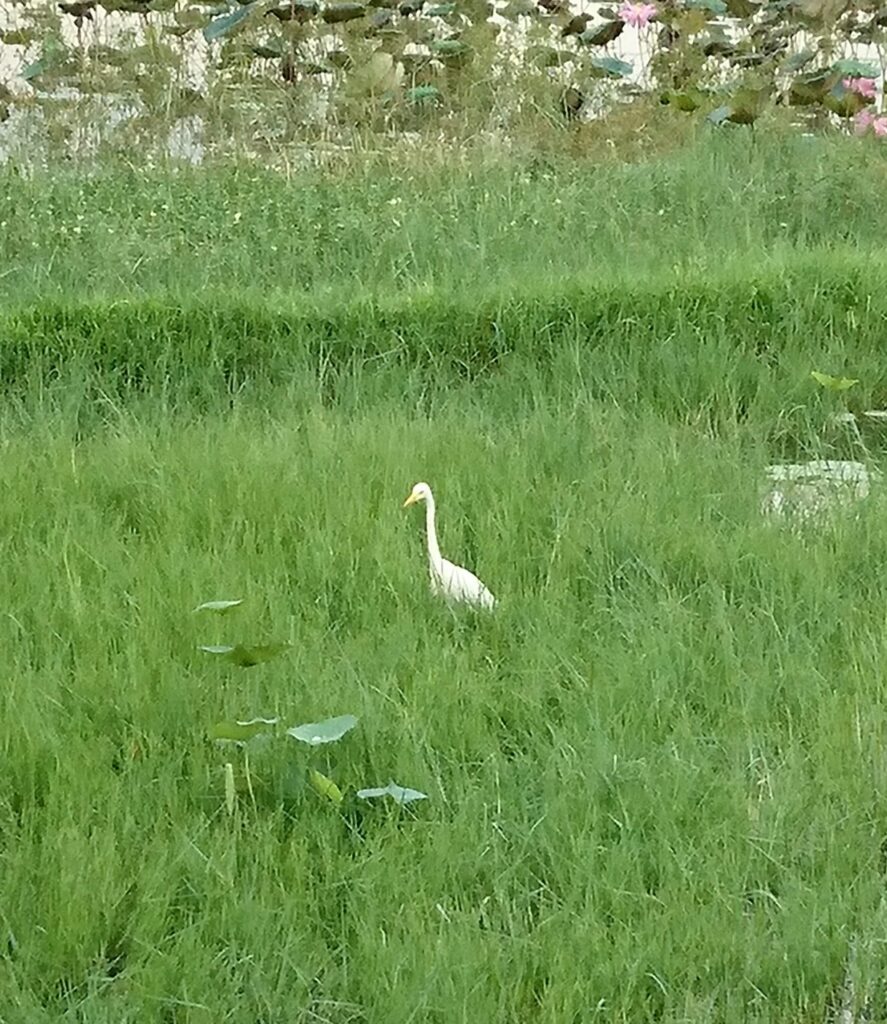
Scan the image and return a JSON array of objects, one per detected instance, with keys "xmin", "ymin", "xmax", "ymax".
[
  {"xmin": 684, "ymin": 0, "xmax": 727, "ymax": 11},
  {"xmin": 253, "ymin": 41, "xmax": 285, "ymax": 58},
  {"xmin": 1, "ymin": 29, "xmax": 38, "ymax": 45},
  {"xmin": 321, "ymin": 2, "xmax": 366, "ymax": 22},
  {"xmin": 823, "ymin": 80, "xmax": 868, "ymax": 118},
  {"xmin": 788, "ymin": 70, "xmax": 831, "ymax": 106},
  {"xmin": 430, "ymin": 38, "xmax": 470, "ymax": 55},
  {"xmin": 724, "ymin": 0, "xmax": 758, "ymax": 15},
  {"xmin": 578, "ymin": 19, "xmax": 624, "ymax": 45},
  {"xmin": 661, "ymin": 89, "xmax": 704, "ymax": 111}
]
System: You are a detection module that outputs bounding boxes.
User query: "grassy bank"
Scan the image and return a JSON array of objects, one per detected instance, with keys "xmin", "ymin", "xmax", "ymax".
[
  {"xmin": 1, "ymin": 250, "xmax": 884, "ymax": 462},
  {"xmin": 3, "ymin": 132, "xmax": 887, "ymax": 1022}
]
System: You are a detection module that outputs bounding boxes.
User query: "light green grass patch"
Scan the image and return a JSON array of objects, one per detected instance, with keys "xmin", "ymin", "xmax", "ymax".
[{"xmin": 1, "ymin": 371, "xmax": 887, "ymax": 1021}]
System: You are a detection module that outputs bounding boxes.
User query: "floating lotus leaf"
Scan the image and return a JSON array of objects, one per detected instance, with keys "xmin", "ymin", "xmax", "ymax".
[
  {"xmin": 589, "ymin": 55, "xmax": 632, "ymax": 78},
  {"xmin": 400, "ymin": 52, "xmax": 434, "ymax": 71},
  {"xmin": 59, "ymin": 1, "xmax": 97, "ymax": 16},
  {"xmin": 831, "ymin": 58, "xmax": 878, "ymax": 79},
  {"xmin": 578, "ymin": 18, "xmax": 623, "ymax": 45},
  {"xmin": 253, "ymin": 41, "xmax": 286, "ymax": 57},
  {"xmin": 724, "ymin": 0, "xmax": 758, "ymax": 13},
  {"xmin": 823, "ymin": 79, "xmax": 868, "ymax": 117},
  {"xmin": 204, "ymin": 1, "xmax": 258, "ymax": 40},
  {"xmin": 430, "ymin": 38, "xmax": 469, "ymax": 56},
  {"xmin": 267, "ymin": 0, "xmax": 318, "ymax": 20},
  {"xmin": 702, "ymin": 34, "xmax": 735, "ymax": 57},
  {"xmin": 367, "ymin": 8, "xmax": 395, "ymax": 28},
  {"xmin": 788, "ymin": 69, "xmax": 831, "ymax": 105},
  {"xmin": 407, "ymin": 83, "xmax": 441, "ymax": 103},
  {"xmin": 103, "ymin": 0, "xmax": 153, "ymax": 12},
  {"xmin": 0, "ymin": 29, "xmax": 38, "ymax": 45},
  {"xmin": 328, "ymin": 49, "xmax": 355, "ymax": 67},
  {"xmin": 684, "ymin": 0, "xmax": 727, "ymax": 12},
  {"xmin": 500, "ymin": 0, "xmax": 535, "ymax": 14},
  {"xmin": 322, "ymin": 2, "xmax": 366, "ymax": 22}
]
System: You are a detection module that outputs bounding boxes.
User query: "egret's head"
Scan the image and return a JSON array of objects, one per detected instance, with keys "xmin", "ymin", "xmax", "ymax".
[{"xmin": 403, "ymin": 482, "xmax": 432, "ymax": 508}]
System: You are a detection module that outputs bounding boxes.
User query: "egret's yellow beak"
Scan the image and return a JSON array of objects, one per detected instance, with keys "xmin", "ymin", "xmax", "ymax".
[{"xmin": 403, "ymin": 492, "xmax": 419, "ymax": 508}]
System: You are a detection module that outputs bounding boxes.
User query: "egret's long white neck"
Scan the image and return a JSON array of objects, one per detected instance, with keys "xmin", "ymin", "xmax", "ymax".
[{"xmin": 424, "ymin": 493, "xmax": 443, "ymax": 572}]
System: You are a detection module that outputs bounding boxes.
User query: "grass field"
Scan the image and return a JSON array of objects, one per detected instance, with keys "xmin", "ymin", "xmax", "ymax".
[
  {"xmin": 4, "ymin": 131, "xmax": 887, "ymax": 1023},
  {"xmin": 3, "ymin": 129, "xmax": 887, "ymax": 305}
]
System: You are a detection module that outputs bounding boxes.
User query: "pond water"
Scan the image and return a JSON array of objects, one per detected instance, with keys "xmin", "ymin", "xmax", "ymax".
[{"xmin": 0, "ymin": 1, "xmax": 882, "ymax": 163}]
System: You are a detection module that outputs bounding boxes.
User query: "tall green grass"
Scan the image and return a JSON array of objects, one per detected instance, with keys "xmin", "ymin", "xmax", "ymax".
[
  {"xmin": 4, "ymin": 131, "xmax": 887, "ymax": 1022},
  {"xmin": 3, "ymin": 358, "xmax": 887, "ymax": 1022},
  {"xmin": 1, "ymin": 129, "xmax": 886, "ymax": 304}
]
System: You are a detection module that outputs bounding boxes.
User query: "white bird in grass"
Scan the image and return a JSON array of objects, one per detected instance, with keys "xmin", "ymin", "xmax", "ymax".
[{"xmin": 403, "ymin": 481, "xmax": 497, "ymax": 611}]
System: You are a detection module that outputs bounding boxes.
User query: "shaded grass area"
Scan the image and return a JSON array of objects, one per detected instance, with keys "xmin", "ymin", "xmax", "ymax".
[
  {"xmin": 1, "ymin": 129, "xmax": 887, "ymax": 304},
  {"xmin": 2, "ymin": 250, "xmax": 886, "ymax": 460}
]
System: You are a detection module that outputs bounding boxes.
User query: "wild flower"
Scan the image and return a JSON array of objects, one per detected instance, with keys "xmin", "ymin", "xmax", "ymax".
[
  {"xmin": 843, "ymin": 77, "xmax": 877, "ymax": 100},
  {"xmin": 617, "ymin": 2, "xmax": 657, "ymax": 27}
]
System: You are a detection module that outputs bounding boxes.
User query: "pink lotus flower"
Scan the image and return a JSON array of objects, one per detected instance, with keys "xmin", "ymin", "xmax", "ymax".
[
  {"xmin": 843, "ymin": 76, "xmax": 877, "ymax": 100},
  {"xmin": 854, "ymin": 109, "xmax": 874, "ymax": 135},
  {"xmin": 853, "ymin": 109, "xmax": 887, "ymax": 138},
  {"xmin": 618, "ymin": 1, "xmax": 657, "ymax": 27}
]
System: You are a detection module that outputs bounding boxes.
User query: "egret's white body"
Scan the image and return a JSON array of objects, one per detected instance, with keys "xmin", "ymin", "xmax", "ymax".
[{"xmin": 403, "ymin": 482, "xmax": 496, "ymax": 611}]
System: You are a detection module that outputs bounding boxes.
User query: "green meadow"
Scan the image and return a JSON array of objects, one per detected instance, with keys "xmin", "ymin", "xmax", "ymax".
[{"xmin": 4, "ymin": 133, "xmax": 887, "ymax": 1023}]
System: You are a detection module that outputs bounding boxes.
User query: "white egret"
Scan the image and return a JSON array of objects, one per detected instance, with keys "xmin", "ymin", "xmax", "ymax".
[{"xmin": 402, "ymin": 481, "xmax": 497, "ymax": 610}]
